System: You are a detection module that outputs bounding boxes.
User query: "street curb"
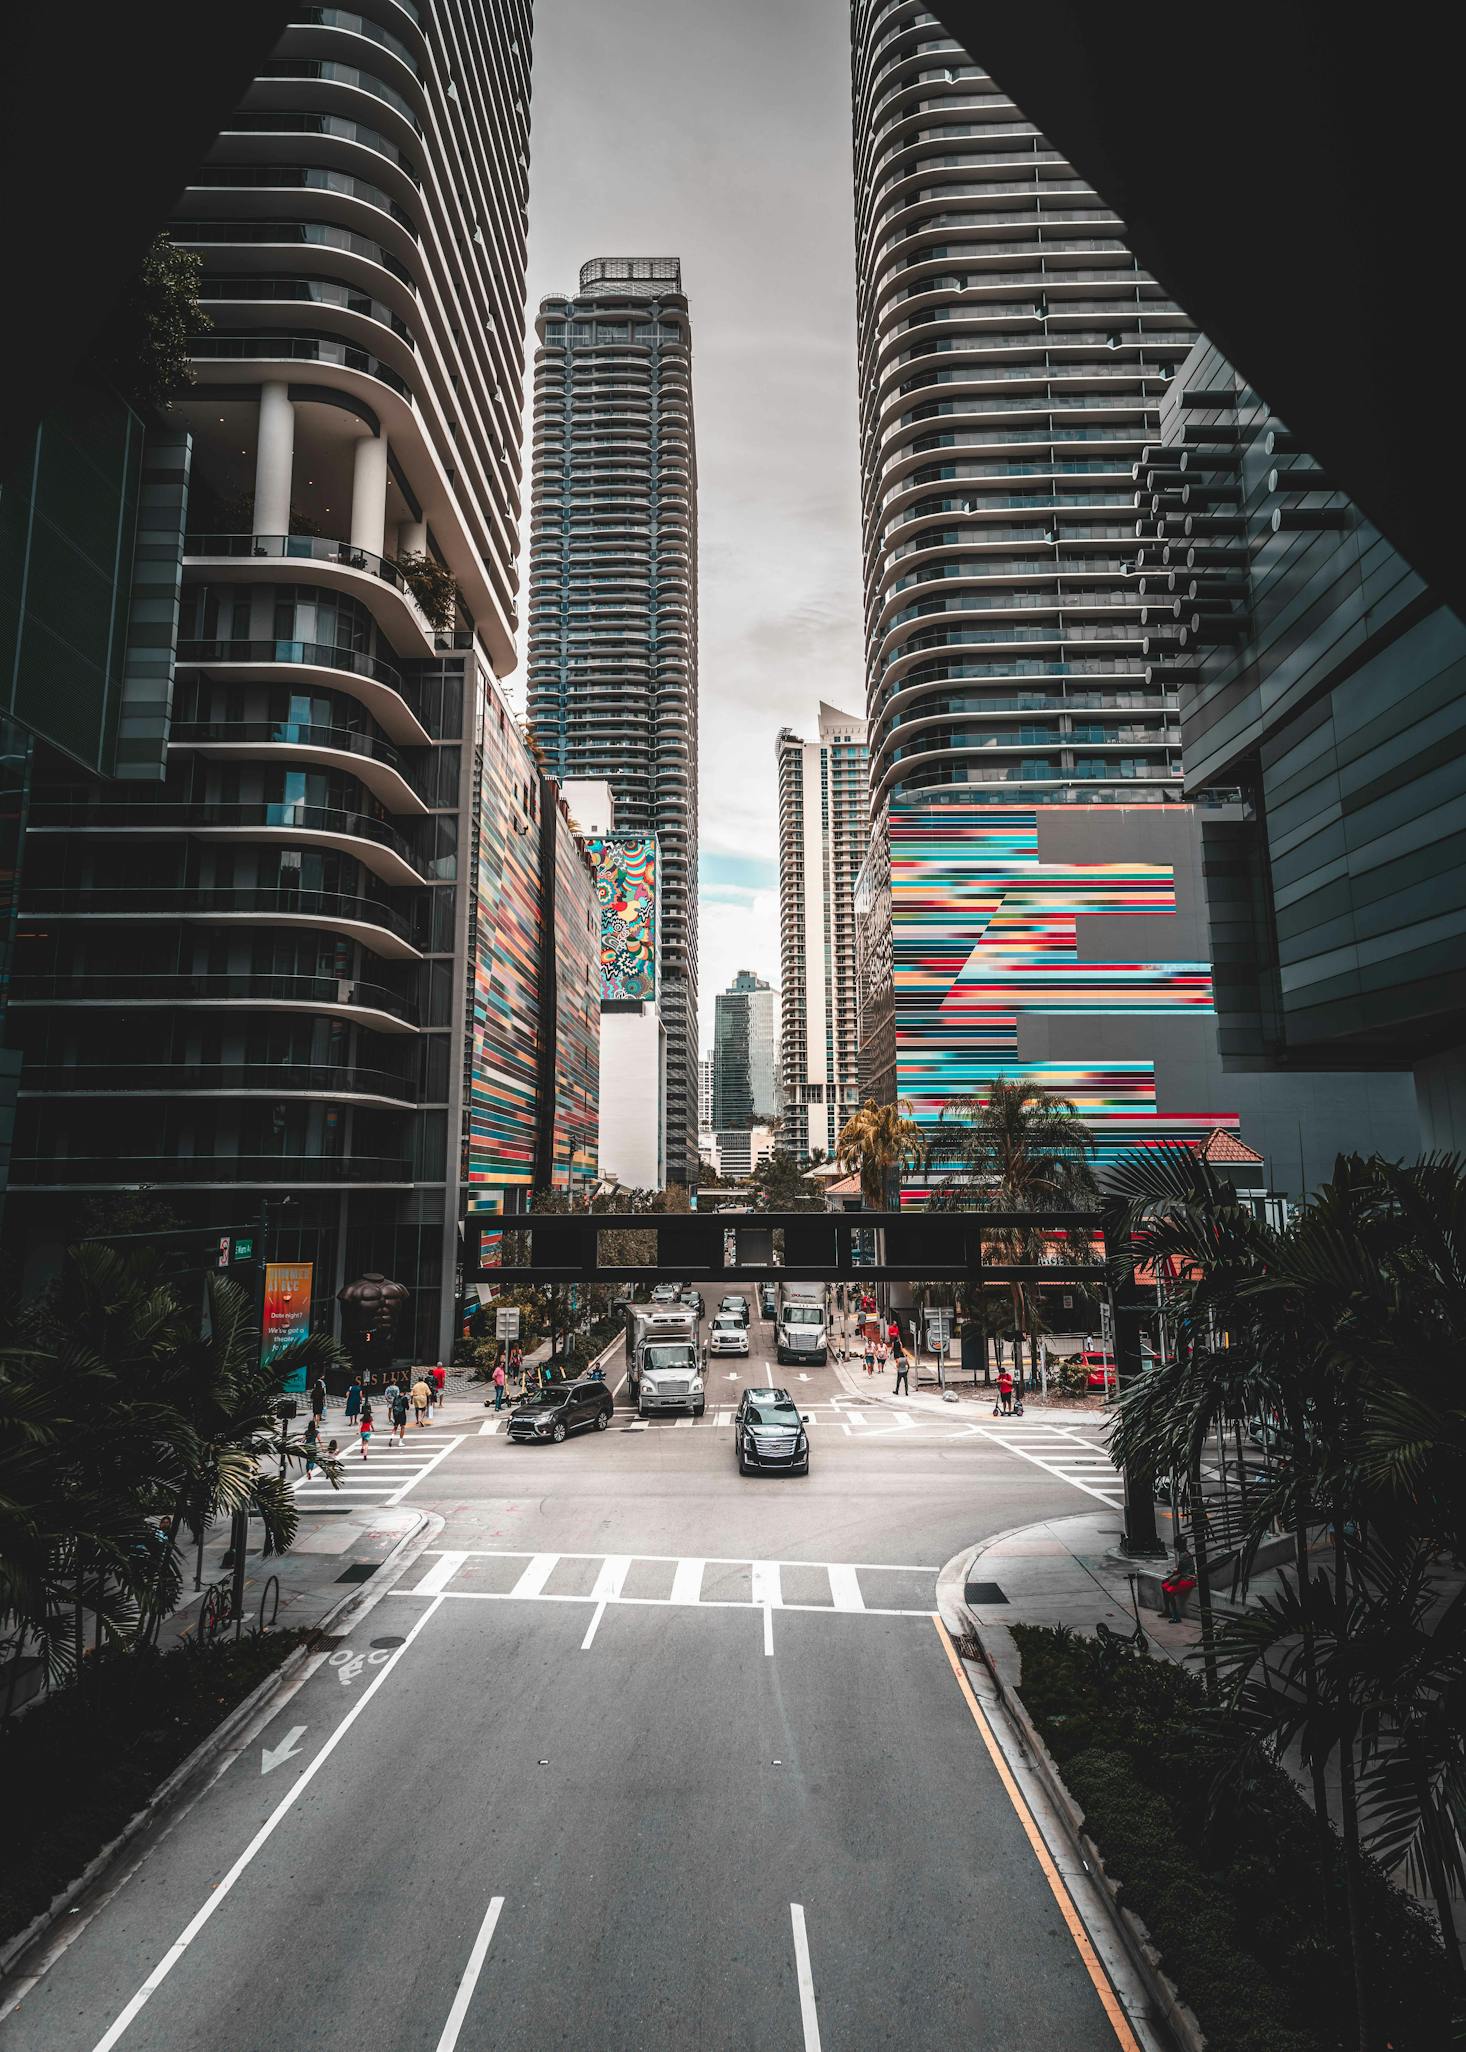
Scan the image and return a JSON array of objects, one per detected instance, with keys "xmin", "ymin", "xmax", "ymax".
[
  {"xmin": 0, "ymin": 1507, "xmax": 436, "ymax": 2002},
  {"xmin": 940, "ymin": 1536, "xmax": 1207, "ymax": 2052}
]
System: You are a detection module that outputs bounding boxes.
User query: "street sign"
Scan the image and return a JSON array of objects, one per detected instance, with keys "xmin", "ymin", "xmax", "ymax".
[
  {"xmin": 495, "ymin": 1306, "xmax": 521, "ymax": 1340},
  {"xmin": 924, "ymin": 1310, "xmax": 953, "ymax": 1346},
  {"xmin": 232, "ymin": 1234, "xmax": 256, "ymax": 1262},
  {"xmin": 1100, "ymin": 1298, "xmax": 1114, "ymax": 1351}
]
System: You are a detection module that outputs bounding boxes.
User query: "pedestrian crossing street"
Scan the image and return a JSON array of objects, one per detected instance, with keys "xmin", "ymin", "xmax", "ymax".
[
  {"xmin": 405, "ymin": 1545, "xmax": 941, "ymax": 1622},
  {"xmin": 292, "ymin": 1431, "xmax": 465, "ymax": 1514}
]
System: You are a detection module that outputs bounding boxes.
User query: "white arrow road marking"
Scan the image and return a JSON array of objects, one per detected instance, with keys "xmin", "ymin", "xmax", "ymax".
[
  {"xmin": 797, "ymin": 1372, "xmax": 811, "ymax": 1382},
  {"xmin": 88, "ymin": 1595, "xmax": 445, "ymax": 2052},
  {"xmin": 260, "ymin": 1725, "xmax": 307, "ymax": 1775}
]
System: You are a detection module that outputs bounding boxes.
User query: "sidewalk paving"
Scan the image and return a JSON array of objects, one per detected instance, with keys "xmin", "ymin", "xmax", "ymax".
[
  {"xmin": 156, "ymin": 1393, "xmax": 483, "ymax": 1652},
  {"xmin": 830, "ymin": 1351, "xmax": 1106, "ymax": 1428}
]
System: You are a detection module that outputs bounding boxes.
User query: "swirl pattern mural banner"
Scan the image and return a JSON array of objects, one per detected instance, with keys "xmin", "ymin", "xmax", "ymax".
[{"xmin": 588, "ymin": 836, "xmax": 658, "ymax": 1001}]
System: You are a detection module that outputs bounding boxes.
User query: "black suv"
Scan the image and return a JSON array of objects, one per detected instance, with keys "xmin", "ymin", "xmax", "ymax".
[
  {"xmin": 732, "ymin": 1387, "xmax": 810, "ymax": 1476},
  {"xmin": 508, "ymin": 1378, "xmax": 615, "ymax": 1444}
]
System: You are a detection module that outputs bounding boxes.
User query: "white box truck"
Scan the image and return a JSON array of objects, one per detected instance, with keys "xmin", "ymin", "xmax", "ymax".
[
  {"xmin": 775, "ymin": 1281, "xmax": 828, "ymax": 1366},
  {"xmin": 624, "ymin": 1304, "xmax": 705, "ymax": 1417}
]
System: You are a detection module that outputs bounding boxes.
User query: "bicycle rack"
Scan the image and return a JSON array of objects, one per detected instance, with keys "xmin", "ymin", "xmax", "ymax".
[{"xmin": 257, "ymin": 1575, "xmax": 281, "ymax": 1636}]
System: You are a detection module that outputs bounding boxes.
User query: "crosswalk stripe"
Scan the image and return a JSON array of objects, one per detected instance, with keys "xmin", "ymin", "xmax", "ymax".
[
  {"xmin": 828, "ymin": 1565, "xmax": 864, "ymax": 1613},
  {"xmin": 591, "ymin": 1554, "xmax": 630, "ymax": 1602},
  {"xmin": 671, "ymin": 1558, "xmax": 704, "ymax": 1605},
  {"xmin": 510, "ymin": 1554, "xmax": 558, "ymax": 1600},
  {"xmin": 413, "ymin": 1550, "xmax": 467, "ymax": 1596},
  {"xmin": 751, "ymin": 1560, "xmax": 782, "ymax": 1609}
]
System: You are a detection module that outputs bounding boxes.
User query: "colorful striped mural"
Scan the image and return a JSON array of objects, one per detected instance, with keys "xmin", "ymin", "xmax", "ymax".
[
  {"xmin": 889, "ymin": 805, "xmax": 1239, "ymax": 1164},
  {"xmin": 465, "ymin": 693, "xmax": 543, "ymax": 1216}
]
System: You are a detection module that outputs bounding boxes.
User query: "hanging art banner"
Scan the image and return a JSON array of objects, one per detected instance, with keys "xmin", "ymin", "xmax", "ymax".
[{"xmin": 263, "ymin": 1261, "xmax": 314, "ymax": 1392}]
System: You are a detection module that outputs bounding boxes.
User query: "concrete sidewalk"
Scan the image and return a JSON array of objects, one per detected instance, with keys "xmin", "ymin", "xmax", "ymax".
[
  {"xmin": 830, "ymin": 1351, "xmax": 1106, "ymax": 1428},
  {"xmin": 156, "ymin": 1394, "xmax": 482, "ymax": 1651}
]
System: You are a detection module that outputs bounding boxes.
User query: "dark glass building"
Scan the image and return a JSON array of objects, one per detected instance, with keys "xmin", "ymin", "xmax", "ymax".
[
  {"xmin": 1138, "ymin": 340, "xmax": 1466, "ymax": 1149},
  {"xmin": 1, "ymin": 0, "xmax": 546, "ymax": 1356},
  {"xmin": 526, "ymin": 258, "xmax": 700, "ymax": 1185}
]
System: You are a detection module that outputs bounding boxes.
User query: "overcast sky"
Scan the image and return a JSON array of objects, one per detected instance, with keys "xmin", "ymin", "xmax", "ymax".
[{"xmin": 512, "ymin": 0, "xmax": 865, "ymax": 1053}]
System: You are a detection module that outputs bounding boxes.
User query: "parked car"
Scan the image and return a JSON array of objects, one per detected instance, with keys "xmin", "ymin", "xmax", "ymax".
[
  {"xmin": 718, "ymin": 1294, "xmax": 749, "ymax": 1326},
  {"xmin": 733, "ymin": 1388, "xmax": 810, "ymax": 1476},
  {"xmin": 650, "ymin": 1283, "xmax": 681, "ymax": 1304},
  {"xmin": 1076, "ymin": 1350, "xmax": 1117, "ymax": 1390},
  {"xmin": 709, "ymin": 1313, "xmax": 749, "ymax": 1356},
  {"xmin": 507, "ymin": 1378, "xmax": 615, "ymax": 1443},
  {"xmin": 758, "ymin": 1283, "xmax": 777, "ymax": 1320}
]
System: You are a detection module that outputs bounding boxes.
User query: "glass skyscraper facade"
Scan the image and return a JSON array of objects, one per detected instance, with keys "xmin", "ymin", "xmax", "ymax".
[
  {"xmin": 526, "ymin": 257, "xmax": 699, "ymax": 1185},
  {"xmin": 851, "ymin": 2, "xmax": 1194, "ymax": 818}
]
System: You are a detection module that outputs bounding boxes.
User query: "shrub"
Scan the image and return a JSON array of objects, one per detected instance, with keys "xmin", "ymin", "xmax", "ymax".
[{"xmin": 1012, "ymin": 1625, "xmax": 1452, "ymax": 2052}]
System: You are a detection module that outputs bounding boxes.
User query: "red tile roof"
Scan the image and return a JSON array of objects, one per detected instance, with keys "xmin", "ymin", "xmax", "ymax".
[{"xmin": 1199, "ymin": 1127, "xmax": 1265, "ymax": 1166}]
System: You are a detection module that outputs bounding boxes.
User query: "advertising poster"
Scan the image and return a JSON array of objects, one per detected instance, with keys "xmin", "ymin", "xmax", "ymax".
[{"xmin": 262, "ymin": 1261, "xmax": 314, "ymax": 1392}]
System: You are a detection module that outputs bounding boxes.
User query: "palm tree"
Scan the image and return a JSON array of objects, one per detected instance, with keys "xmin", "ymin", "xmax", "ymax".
[
  {"xmin": 835, "ymin": 1098, "xmax": 923, "ymax": 1209},
  {"xmin": 1103, "ymin": 1145, "xmax": 1466, "ymax": 2046},
  {"xmin": 932, "ymin": 1077, "xmax": 1098, "ymax": 1385}
]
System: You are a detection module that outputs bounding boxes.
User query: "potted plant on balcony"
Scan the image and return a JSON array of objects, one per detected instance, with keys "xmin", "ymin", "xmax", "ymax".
[{"xmin": 394, "ymin": 550, "xmax": 458, "ymax": 630}]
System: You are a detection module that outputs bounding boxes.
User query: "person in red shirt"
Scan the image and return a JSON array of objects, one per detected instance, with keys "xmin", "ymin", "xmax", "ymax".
[
  {"xmin": 431, "ymin": 1361, "xmax": 446, "ymax": 1409},
  {"xmin": 996, "ymin": 1367, "xmax": 1015, "ymax": 1416}
]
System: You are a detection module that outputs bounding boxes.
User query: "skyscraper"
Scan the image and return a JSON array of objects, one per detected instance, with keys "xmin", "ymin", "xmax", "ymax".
[
  {"xmin": 847, "ymin": 4, "xmax": 1418, "ymax": 1193},
  {"xmin": 712, "ymin": 971, "xmax": 778, "ymax": 1133},
  {"xmin": 851, "ymin": 5, "xmax": 1194, "ymax": 814},
  {"xmin": 776, "ymin": 704, "xmax": 869, "ymax": 1162},
  {"xmin": 527, "ymin": 258, "xmax": 699, "ymax": 1184},
  {"xmin": 4, "ymin": 2, "xmax": 550, "ymax": 1356}
]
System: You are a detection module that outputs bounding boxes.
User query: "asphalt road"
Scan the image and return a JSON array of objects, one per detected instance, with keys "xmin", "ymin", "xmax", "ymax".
[{"xmin": 4, "ymin": 1290, "xmax": 1130, "ymax": 2052}]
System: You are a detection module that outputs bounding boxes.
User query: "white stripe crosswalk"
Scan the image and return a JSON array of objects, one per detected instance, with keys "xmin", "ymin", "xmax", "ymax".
[{"xmin": 403, "ymin": 1547, "xmax": 940, "ymax": 1622}]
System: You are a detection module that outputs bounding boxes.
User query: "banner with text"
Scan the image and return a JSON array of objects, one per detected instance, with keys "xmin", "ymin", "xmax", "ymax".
[{"xmin": 263, "ymin": 1261, "xmax": 314, "ymax": 1392}]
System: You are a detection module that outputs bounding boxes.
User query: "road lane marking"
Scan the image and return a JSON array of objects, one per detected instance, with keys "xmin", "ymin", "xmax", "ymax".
[
  {"xmin": 763, "ymin": 1604, "xmax": 774, "ymax": 1656},
  {"xmin": 591, "ymin": 1554, "xmax": 631, "ymax": 1601},
  {"xmin": 510, "ymin": 1553, "xmax": 558, "ymax": 1600},
  {"xmin": 671, "ymin": 1557, "xmax": 704, "ymax": 1606},
  {"xmin": 580, "ymin": 1600, "xmax": 607, "ymax": 1650},
  {"xmin": 435, "ymin": 1895, "xmax": 504, "ymax": 2052},
  {"xmin": 971, "ymin": 1426, "xmax": 1122, "ymax": 1506},
  {"xmin": 790, "ymin": 1904, "xmax": 822, "ymax": 2051},
  {"xmin": 382, "ymin": 1433, "xmax": 466, "ymax": 1506},
  {"xmin": 412, "ymin": 1550, "xmax": 467, "ymax": 1596},
  {"xmin": 828, "ymin": 1565, "xmax": 865, "ymax": 1613},
  {"xmin": 626, "ymin": 1419, "xmax": 650, "ymax": 1432},
  {"xmin": 933, "ymin": 1618, "xmax": 1144, "ymax": 2052},
  {"xmin": 89, "ymin": 1595, "xmax": 445, "ymax": 2052},
  {"xmin": 479, "ymin": 1418, "xmax": 502, "ymax": 1435},
  {"xmin": 412, "ymin": 1547, "xmax": 940, "ymax": 1571}
]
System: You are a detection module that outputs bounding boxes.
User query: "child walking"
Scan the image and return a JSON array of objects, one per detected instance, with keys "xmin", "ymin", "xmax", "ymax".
[{"xmin": 359, "ymin": 1401, "xmax": 374, "ymax": 1460}]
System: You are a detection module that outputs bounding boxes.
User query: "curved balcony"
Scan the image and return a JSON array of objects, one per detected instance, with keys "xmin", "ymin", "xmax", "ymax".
[
  {"xmin": 17, "ymin": 885, "xmax": 422, "ymax": 959},
  {"xmin": 25, "ymin": 796, "xmax": 428, "ymax": 889},
  {"xmin": 17, "ymin": 1061, "xmax": 419, "ymax": 1106},
  {"xmin": 175, "ymin": 636, "xmax": 428, "ymax": 743},
  {"xmin": 6, "ymin": 970, "xmax": 418, "ymax": 1034},
  {"xmin": 183, "ymin": 533, "xmax": 436, "ymax": 654},
  {"xmin": 171, "ymin": 217, "xmax": 415, "ymax": 289},
  {"xmin": 187, "ymin": 164, "xmax": 418, "ymax": 237},
  {"xmin": 169, "ymin": 719, "xmax": 427, "ymax": 815},
  {"xmin": 5, "ymin": 1155, "xmax": 415, "ymax": 1190},
  {"xmin": 191, "ymin": 332, "xmax": 413, "ymax": 400}
]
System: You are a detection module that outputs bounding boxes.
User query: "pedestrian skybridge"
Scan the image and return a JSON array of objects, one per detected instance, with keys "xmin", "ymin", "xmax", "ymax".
[{"xmin": 467, "ymin": 1209, "xmax": 1106, "ymax": 1287}]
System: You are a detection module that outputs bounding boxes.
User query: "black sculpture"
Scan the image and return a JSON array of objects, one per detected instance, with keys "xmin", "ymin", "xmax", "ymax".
[{"xmin": 337, "ymin": 1272, "xmax": 410, "ymax": 1382}]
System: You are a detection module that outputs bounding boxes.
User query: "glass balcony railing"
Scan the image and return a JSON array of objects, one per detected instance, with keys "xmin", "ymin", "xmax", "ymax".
[
  {"xmin": 25, "ymin": 799, "xmax": 424, "ymax": 872},
  {"xmin": 5, "ymin": 1155, "xmax": 415, "ymax": 1186},
  {"xmin": 17, "ymin": 1061, "xmax": 418, "ymax": 1101},
  {"xmin": 7, "ymin": 970, "xmax": 416, "ymax": 1020},
  {"xmin": 18, "ymin": 885, "xmax": 416, "ymax": 945}
]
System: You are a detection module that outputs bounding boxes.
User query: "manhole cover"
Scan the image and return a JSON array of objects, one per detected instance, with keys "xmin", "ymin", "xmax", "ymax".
[
  {"xmin": 964, "ymin": 1580, "xmax": 1008, "ymax": 1606},
  {"xmin": 370, "ymin": 1635, "xmax": 406, "ymax": 1649},
  {"xmin": 334, "ymin": 1562, "xmax": 379, "ymax": 1584}
]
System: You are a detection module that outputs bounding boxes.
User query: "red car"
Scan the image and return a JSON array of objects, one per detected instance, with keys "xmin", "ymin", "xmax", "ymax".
[{"xmin": 1078, "ymin": 1350, "xmax": 1117, "ymax": 1390}]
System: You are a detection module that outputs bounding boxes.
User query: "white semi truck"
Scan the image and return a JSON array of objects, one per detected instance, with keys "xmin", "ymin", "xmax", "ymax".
[
  {"xmin": 624, "ymin": 1304, "xmax": 705, "ymax": 1418},
  {"xmin": 774, "ymin": 1281, "xmax": 828, "ymax": 1366}
]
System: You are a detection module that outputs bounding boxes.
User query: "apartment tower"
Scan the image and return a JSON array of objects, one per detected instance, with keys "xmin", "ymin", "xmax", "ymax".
[
  {"xmin": 5, "ymin": 0, "xmax": 542, "ymax": 1356},
  {"xmin": 776, "ymin": 704, "xmax": 869, "ymax": 1162},
  {"xmin": 526, "ymin": 258, "xmax": 700, "ymax": 1184}
]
